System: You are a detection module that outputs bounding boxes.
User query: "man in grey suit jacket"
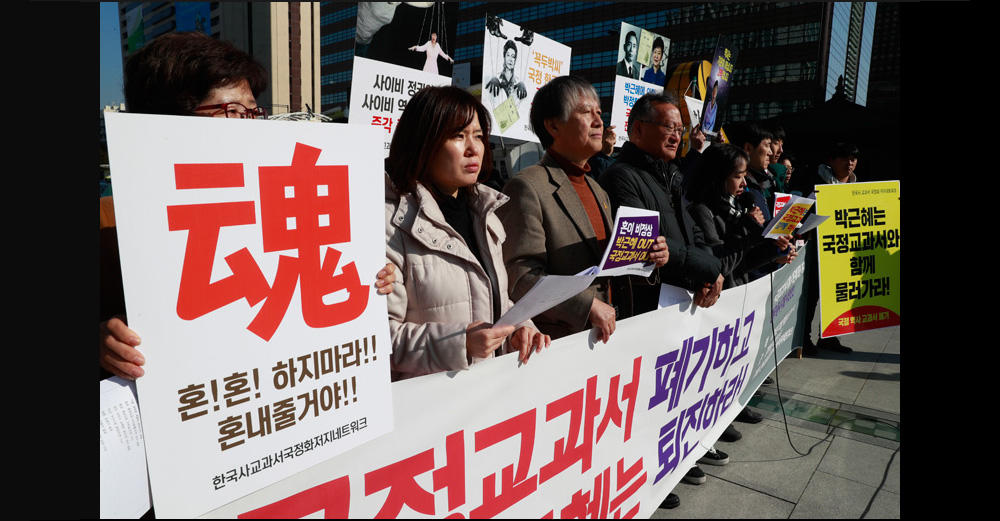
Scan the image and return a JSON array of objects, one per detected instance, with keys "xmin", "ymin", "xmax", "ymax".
[{"xmin": 498, "ymin": 76, "xmax": 669, "ymax": 342}]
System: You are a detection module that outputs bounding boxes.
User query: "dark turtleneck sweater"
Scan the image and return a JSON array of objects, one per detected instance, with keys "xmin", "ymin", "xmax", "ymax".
[{"xmin": 433, "ymin": 186, "xmax": 502, "ymax": 322}]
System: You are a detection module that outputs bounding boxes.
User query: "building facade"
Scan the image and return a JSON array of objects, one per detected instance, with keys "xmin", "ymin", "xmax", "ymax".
[
  {"xmin": 120, "ymin": 2, "xmax": 887, "ymax": 124},
  {"xmin": 864, "ymin": 2, "xmax": 900, "ymax": 117},
  {"xmin": 316, "ymin": 2, "xmax": 882, "ymax": 123},
  {"xmin": 117, "ymin": 2, "xmax": 323, "ymax": 116}
]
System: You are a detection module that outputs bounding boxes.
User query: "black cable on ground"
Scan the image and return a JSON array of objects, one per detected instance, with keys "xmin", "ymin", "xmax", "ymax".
[
  {"xmin": 766, "ymin": 269, "xmax": 901, "ymax": 515},
  {"xmin": 859, "ymin": 443, "xmax": 899, "ymax": 518},
  {"xmin": 768, "ymin": 269, "xmax": 819, "ymax": 457}
]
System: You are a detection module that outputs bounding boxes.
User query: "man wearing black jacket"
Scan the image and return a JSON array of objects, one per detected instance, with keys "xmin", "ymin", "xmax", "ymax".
[
  {"xmin": 599, "ymin": 93, "xmax": 724, "ymax": 317},
  {"xmin": 599, "ymin": 91, "xmax": 730, "ymax": 498}
]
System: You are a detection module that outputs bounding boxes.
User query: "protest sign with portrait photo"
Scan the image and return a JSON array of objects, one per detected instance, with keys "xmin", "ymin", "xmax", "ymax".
[
  {"xmin": 481, "ymin": 15, "xmax": 571, "ymax": 142},
  {"xmin": 700, "ymin": 36, "xmax": 737, "ymax": 136},
  {"xmin": 610, "ymin": 23, "xmax": 670, "ymax": 147}
]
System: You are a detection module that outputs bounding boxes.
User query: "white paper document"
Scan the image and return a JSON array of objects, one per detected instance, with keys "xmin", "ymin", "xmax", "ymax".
[
  {"xmin": 796, "ymin": 213, "xmax": 830, "ymax": 235},
  {"xmin": 100, "ymin": 376, "xmax": 152, "ymax": 519},
  {"xmin": 658, "ymin": 284, "xmax": 694, "ymax": 308},
  {"xmin": 495, "ymin": 274, "xmax": 598, "ymax": 328}
]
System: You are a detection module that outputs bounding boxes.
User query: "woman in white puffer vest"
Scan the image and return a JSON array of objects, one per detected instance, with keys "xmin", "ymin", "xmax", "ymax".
[{"xmin": 384, "ymin": 86, "xmax": 550, "ymax": 381}]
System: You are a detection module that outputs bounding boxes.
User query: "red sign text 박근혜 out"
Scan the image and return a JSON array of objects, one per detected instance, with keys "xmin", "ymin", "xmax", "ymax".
[{"xmin": 166, "ymin": 143, "xmax": 370, "ymax": 341}]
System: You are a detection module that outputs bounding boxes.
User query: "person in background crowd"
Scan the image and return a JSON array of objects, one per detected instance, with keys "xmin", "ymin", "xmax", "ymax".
[
  {"xmin": 687, "ymin": 143, "xmax": 797, "ymax": 290},
  {"xmin": 640, "ymin": 37, "xmax": 667, "ymax": 85},
  {"xmin": 726, "ymin": 121, "xmax": 777, "ymax": 217},
  {"xmin": 598, "ymin": 92, "xmax": 727, "ymax": 490},
  {"xmin": 773, "ymin": 151, "xmax": 799, "ymax": 195},
  {"xmin": 599, "ymin": 92, "xmax": 723, "ymax": 316},
  {"xmin": 586, "ymin": 124, "xmax": 617, "ymax": 180},
  {"xmin": 767, "ymin": 125, "xmax": 788, "ymax": 192},
  {"xmin": 616, "ymin": 31, "xmax": 640, "ymax": 79},
  {"xmin": 799, "ymin": 142, "xmax": 861, "ymax": 356},
  {"xmin": 725, "ymin": 120, "xmax": 792, "ymax": 287},
  {"xmin": 100, "ymin": 32, "xmax": 397, "ymax": 380},
  {"xmin": 384, "ymin": 86, "xmax": 550, "ymax": 380},
  {"xmin": 498, "ymin": 75, "xmax": 669, "ymax": 345},
  {"xmin": 768, "ymin": 125, "xmax": 785, "ymax": 166}
]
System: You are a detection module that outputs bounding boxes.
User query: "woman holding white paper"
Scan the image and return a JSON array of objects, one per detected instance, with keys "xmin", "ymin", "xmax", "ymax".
[
  {"xmin": 384, "ymin": 86, "xmax": 549, "ymax": 381},
  {"xmin": 686, "ymin": 143, "xmax": 796, "ymax": 289}
]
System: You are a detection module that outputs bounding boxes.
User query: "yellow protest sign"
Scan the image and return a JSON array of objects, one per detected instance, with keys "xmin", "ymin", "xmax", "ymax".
[{"xmin": 815, "ymin": 181, "xmax": 901, "ymax": 337}]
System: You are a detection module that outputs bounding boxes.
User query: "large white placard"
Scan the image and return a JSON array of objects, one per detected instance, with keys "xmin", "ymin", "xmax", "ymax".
[
  {"xmin": 610, "ymin": 76, "xmax": 663, "ymax": 147},
  {"xmin": 104, "ymin": 113, "xmax": 394, "ymax": 518},
  {"xmin": 349, "ymin": 55, "xmax": 452, "ymax": 157},
  {"xmin": 481, "ymin": 16, "xmax": 571, "ymax": 142}
]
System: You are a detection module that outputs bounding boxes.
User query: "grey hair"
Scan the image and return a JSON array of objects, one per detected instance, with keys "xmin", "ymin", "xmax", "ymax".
[
  {"xmin": 626, "ymin": 91, "xmax": 679, "ymax": 138},
  {"xmin": 529, "ymin": 75, "xmax": 600, "ymax": 149}
]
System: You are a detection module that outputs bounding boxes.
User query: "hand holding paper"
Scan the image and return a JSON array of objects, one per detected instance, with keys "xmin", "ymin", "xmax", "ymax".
[{"xmin": 493, "ymin": 207, "xmax": 658, "ymax": 329}]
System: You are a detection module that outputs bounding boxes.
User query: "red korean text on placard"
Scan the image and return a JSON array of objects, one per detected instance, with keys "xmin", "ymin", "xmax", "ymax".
[
  {"xmin": 166, "ymin": 143, "xmax": 370, "ymax": 341},
  {"xmin": 362, "ymin": 430, "xmax": 467, "ymax": 518}
]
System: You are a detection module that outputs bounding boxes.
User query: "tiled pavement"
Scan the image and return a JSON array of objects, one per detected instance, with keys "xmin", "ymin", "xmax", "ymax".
[{"xmin": 651, "ymin": 325, "xmax": 900, "ymax": 519}]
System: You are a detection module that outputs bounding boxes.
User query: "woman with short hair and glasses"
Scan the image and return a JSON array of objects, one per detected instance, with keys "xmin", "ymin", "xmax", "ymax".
[
  {"xmin": 123, "ymin": 31, "xmax": 268, "ymax": 118},
  {"xmin": 100, "ymin": 32, "xmax": 396, "ymax": 381}
]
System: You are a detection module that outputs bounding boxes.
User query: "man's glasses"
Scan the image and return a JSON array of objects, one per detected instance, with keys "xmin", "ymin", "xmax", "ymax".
[
  {"xmin": 193, "ymin": 102, "xmax": 267, "ymax": 119},
  {"xmin": 641, "ymin": 121, "xmax": 685, "ymax": 136}
]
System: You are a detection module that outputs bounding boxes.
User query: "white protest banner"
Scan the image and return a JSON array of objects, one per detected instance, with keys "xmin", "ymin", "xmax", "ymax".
[
  {"xmin": 610, "ymin": 77, "xmax": 663, "ymax": 147},
  {"xmin": 739, "ymin": 249, "xmax": 809, "ymax": 403},
  {"xmin": 202, "ymin": 275, "xmax": 772, "ymax": 518},
  {"xmin": 104, "ymin": 113, "xmax": 393, "ymax": 518},
  {"xmin": 349, "ymin": 56, "xmax": 452, "ymax": 157},
  {"xmin": 482, "ymin": 15, "xmax": 571, "ymax": 142},
  {"xmin": 610, "ymin": 22, "xmax": 669, "ymax": 147}
]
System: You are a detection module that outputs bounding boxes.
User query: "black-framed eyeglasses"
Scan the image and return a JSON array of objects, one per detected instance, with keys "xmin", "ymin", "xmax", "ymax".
[
  {"xmin": 641, "ymin": 120, "xmax": 684, "ymax": 136},
  {"xmin": 193, "ymin": 102, "xmax": 267, "ymax": 119}
]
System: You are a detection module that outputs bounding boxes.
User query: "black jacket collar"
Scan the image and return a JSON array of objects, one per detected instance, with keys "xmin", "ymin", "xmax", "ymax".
[{"xmin": 618, "ymin": 141, "xmax": 677, "ymax": 181}]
